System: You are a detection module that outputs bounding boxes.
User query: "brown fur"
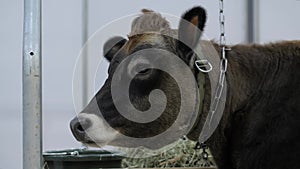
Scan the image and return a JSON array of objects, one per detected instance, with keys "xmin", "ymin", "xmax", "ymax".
[{"xmin": 188, "ymin": 41, "xmax": 300, "ymax": 169}]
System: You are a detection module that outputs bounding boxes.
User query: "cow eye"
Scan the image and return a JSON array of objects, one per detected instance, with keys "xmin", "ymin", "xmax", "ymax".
[
  {"xmin": 135, "ymin": 63, "xmax": 151, "ymax": 75},
  {"xmin": 138, "ymin": 68, "xmax": 151, "ymax": 74}
]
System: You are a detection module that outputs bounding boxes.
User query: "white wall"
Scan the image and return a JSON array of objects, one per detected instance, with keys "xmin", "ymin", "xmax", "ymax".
[
  {"xmin": 259, "ymin": 0, "xmax": 300, "ymax": 42},
  {"xmin": 0, "ymin": 0, "xmax": 299, "ymax": 169}
]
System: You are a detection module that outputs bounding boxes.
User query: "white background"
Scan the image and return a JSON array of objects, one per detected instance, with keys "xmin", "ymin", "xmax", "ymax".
[{"xmin": 0, "ymin": 0, "xmax": 299, "ymax": 168}]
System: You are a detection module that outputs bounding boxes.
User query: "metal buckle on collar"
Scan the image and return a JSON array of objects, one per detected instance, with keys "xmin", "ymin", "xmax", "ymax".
[{"xmin": 195, "ymin": 59, "xmax": 213, "ymax": 73}]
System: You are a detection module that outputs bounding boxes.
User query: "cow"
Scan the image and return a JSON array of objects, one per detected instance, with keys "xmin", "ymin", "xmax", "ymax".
[{"xmin": 70, "ymin": 6, "xmax": 300, "ymax": 169}]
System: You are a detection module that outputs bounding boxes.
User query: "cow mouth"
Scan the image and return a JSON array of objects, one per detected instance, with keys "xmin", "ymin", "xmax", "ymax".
[
  {"xmin": 83, "ymin": 139, "xmax": 96, "ymax": 144},
  {"xmin": 83, "ymin": 141, "xmax": 101, "ymax": 148},
  {"xmin": 74, "ymin": 134, "xmax": 96, "ymax": 145}
]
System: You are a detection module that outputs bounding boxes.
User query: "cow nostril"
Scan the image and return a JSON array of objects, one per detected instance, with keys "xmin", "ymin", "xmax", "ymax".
[{"xmin": 76, "ymin": 123, "xmax": 86, "ymax": 133}]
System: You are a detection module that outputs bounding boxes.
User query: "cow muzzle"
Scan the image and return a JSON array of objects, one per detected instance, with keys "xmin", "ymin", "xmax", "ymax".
[{"xmin": 70, "ymin": 116, "xmax": 92, "ymax": 142}]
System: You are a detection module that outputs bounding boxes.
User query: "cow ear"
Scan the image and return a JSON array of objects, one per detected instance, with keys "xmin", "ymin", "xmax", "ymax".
[
  {"xmin": 103, "ymin": 36, "xmax": 127, "ymax": 62},
  {"xmin": 177, "ymin": 6, "xmax": 207, "ymax": 57}
]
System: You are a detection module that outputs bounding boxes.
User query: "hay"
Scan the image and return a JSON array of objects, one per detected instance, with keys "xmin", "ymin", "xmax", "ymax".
[{"xmin": 121, "ymin": 138, "xmax": 216, "ymax": 168}]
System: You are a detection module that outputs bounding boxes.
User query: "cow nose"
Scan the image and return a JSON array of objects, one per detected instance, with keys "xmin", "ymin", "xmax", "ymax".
[{"xmin": 70, "ymin": 117, "xmax": 92, "ymax": 141}]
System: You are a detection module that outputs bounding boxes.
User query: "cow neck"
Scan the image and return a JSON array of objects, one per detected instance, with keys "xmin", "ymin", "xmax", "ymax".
[
  {"xmin": 197, "ymin": 70, "xmax": 206, "ymax": 114},
  {"xmin": 190, "ymin": 67, "xmax": 206, "ymax": 136}
]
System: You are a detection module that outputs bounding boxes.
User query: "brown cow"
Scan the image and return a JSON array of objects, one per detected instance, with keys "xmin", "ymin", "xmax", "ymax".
[{"xmin": 70, "ymin": 6, "xmax": 300, "ymax": 169}]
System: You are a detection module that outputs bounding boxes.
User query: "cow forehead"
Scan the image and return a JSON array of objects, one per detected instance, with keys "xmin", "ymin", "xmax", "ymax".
[{"xmin": 126, "ymin": 33, "xmax": 169, "ymax": 53}]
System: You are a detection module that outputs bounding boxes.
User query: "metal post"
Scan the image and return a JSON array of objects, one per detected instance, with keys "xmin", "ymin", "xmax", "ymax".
[
  {"xmin": 82, "ymin": 0, "xmax": 89, "ymax": 108},
  {"xmin": 246, "ymin": 0, "xmax": 259, "ymax": 43},
  {"xmin": 22, "ymin": 0, "xmax": 42, "ymax": 168},
  {"xmin": 254, "ymin": 0, "xmax": 260, "ymax": 43},
  {"xmin": 246, "ymin": 0, "xmax": 254, "ymax": 43}
]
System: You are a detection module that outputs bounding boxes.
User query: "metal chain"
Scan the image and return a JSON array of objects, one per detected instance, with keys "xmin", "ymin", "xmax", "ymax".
[
  {"xmin": 219, "ymin": 0, "xmax": 228, "ymax": 70},
  {"xmin": 197, "ymin": 0, "xmax": 230, "ymax": 155},
  {"xmin": 209, "ymin": 0, "xmax": 228, "ymax": 121},
  {"xmin": 219, "ymin": 0, "xmax": 226, "ymax": 48}
]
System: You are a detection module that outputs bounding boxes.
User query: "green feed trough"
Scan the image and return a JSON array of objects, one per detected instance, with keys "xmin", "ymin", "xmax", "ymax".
[{"xmin": 43, "ymin": 149, "xmax": 124, "ymax": 169}]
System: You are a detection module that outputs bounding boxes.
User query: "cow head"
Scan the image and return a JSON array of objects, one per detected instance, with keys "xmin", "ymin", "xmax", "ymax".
[{"xmin": 70, "ymin": 6, "xmax": 207, "ymax": 149}]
